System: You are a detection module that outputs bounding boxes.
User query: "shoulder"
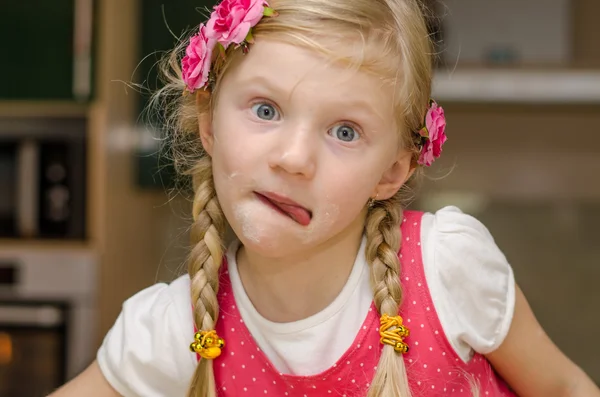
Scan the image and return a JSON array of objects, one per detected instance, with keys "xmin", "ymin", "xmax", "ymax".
[
  {"xmin": 419, "ymin": 206, "xmax": 516, "ymax": 359},
  {"xmin": 96, "ymin": 275, "xmax": 196, "ymax": 397},
  {"xmin": 421, "ymin": 205, "xmax": 496, "ymax": 244},
  {"xmin": 420, "ymin": 206, "xmax": 509, "ymax": 277}
]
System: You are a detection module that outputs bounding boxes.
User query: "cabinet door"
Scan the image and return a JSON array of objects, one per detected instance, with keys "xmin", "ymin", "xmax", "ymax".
[{"xmin": 0, "ymin": 0, "xmax": 94, "ymax": 101}]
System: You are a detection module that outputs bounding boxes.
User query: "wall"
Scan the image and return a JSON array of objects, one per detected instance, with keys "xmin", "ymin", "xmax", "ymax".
[
  {"xmin": 417, "ymin": 102, "xmax": 600, "ymax": 381},
  {"xmin": 573, "ymin": 0, "xmax": 600, "ymax": 66},
  {"xmin": 414, "ymin": 1, "xmax": 600, "ymax": 377}
]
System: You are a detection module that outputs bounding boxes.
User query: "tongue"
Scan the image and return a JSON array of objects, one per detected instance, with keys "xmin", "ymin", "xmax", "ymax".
[{"xmin": 276, "ymin": 202, "xmax": 312, "ymax": 226}]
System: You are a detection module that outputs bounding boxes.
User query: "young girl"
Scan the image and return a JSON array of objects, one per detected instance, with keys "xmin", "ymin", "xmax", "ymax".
[{"xmin": 52, "ymin": 0, "xmax": 599, "ymax": 396}]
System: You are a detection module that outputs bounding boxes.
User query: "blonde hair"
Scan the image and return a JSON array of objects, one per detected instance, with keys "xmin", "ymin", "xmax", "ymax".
[{"xmin": 153, "ymin": 0, "xmax": 437, "ymax": 396}]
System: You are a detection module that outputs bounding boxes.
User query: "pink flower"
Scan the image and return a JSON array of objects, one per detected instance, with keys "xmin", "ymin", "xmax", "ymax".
[
  {"xmin": 181, "ymin": 25, "xmax": 216, "ymax": 92},
  {"xmin": 418, "ymin": 101, "xmax": 447, "ymax": 166},
  {"xmin": 206, "ymin": 0, "xmax": 269, "ymax": 49}
]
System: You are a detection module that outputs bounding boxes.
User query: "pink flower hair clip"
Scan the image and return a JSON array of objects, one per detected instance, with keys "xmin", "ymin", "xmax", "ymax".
[
  {"xmin": 417, "ymin": 100, "xmax": 447, "ymax": 166},
  {"xmin": 181, "ymin": 0, "xmax": 276, "ymax": 93}
]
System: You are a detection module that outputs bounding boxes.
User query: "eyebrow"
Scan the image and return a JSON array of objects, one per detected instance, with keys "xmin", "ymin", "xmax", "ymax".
[{"xmin": 236, "ymin": 75, "xmax": 287, "ymax": 96}]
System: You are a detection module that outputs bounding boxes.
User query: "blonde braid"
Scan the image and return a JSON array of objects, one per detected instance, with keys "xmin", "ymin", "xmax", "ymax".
[
  {"xmin": 365, "ymin": 195, "xmax": 413, "ymax": 397},
  {"xmin": 186, "ymin": 157, "xmax": 227, "ymax": 397}
]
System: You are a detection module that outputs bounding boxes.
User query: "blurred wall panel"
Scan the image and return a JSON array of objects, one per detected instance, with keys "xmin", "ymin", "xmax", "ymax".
[{"xmin": 573, "ymin": 0, "xmax": 600, "ymax": 66}]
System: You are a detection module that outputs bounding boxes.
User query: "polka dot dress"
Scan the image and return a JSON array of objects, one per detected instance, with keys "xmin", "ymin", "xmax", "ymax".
[{"xmin": 196, "ymin": 211, "xmax": 516, "ymax": 396}]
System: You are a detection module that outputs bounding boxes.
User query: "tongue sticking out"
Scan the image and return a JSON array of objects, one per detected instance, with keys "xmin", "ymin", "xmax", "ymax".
[
  {"xmin": 256, "ymin": 193, "xmax": 313, "ymax": 226},
  {"xmin": 275, "ymin": 202, "xmax": 312, "ymax": 226}
]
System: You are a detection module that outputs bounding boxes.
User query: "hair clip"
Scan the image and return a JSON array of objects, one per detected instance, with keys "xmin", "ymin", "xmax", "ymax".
[
  {"xmin": 181, "ymin": 0, "xmax": 277, "ymax": 93},
  {"xmin": 190, "ymin": 330, "xmax": 225, "ymax": 360},
  {"xmin": 379, "ymin": 314, "xmax": 410, "ymax": 354},
  {"xmin": 416, "ymin": 99, "xmax": 447, "ymax": 167}
]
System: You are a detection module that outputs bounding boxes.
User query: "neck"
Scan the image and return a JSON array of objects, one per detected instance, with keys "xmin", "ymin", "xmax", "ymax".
[{"xmin": 236, "ymin": 215, "xmax": 366, "ymax": 323}]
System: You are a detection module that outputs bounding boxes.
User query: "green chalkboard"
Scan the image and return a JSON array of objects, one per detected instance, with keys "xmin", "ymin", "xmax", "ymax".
[
  {"xmin": 138, "ymin": 0, "xmax": 216, "ymax": 101},
  {"xmin": 0, "ymin": 0, "xmax": 96, "ymax": 100},
  {"xmin": 135, "ymin": 0, "xmax": 216, "ymax": 189}
]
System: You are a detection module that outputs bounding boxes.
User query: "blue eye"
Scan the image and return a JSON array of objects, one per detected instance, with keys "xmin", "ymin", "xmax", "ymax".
[
  {"xmin": 251, "ymin": 103, "xmax": 279, "ymax": 121},
  {"xmin": 330, "ymin": 124, "xmax": 359, "ymax": 142}
]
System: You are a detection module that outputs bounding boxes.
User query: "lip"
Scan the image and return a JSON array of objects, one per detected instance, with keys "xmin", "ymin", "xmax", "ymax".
[
  {"xmin": 256, "ymin": 192, "xmax": 308, "ymax": 209},
  {"xmin": 254, "ymin": 191, "xmax": 313, "ymax": 225}
]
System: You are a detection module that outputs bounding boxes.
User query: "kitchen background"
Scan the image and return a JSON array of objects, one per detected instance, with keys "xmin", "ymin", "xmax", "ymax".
[{"xmin": 0, "ymin": 0, "xmax": 598, "ymax": 395}]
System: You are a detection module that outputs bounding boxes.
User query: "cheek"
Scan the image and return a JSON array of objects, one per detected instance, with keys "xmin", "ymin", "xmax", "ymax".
[
  {"xmin": 322, "ymin": 156, "xmax": 387, "ymax": 197},
  {"xmin": 232, "ymin": 200, "xmax": 272, "ymax": 245},
  {"xmin": 211, "ymin": 143, "xmax": 243, "ymax": 179},
  {"xmin": 211, "ymin": 116, "xmax": 259, "ymax": 179},
  {"xmin": 312, "ymin": 164, "xmax": 382, "ymax": 222},
  {"xmin": 318, "ymin": 152, "xmax": 389, "ymax": 206}
]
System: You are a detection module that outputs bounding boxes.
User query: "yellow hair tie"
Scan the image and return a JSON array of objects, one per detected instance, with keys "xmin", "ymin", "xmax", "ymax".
[
  {"xmin": 379, "ymin": 314, "xmax": 410, "ymax": 354},
  {"xmin": 190, "ymin": 330, "xmax": 225, "ymax": 359}
]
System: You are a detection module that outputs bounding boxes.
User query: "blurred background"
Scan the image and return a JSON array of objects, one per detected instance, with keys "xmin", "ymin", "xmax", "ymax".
[{"xmin": 0, "ymin": 0, "xmax": 598, "ymax": 395}]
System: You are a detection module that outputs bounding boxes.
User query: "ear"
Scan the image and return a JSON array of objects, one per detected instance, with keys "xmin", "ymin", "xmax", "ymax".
[
  {"xmin": 373, "ymin": 150, "xmax": 416, "ymax": 200},
  {"xmin": 196, "ymin": 90, "xmax": 214, "ymax": 156}
]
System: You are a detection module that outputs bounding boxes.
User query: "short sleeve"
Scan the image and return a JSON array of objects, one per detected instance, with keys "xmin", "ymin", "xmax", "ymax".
[
  {"xmin": 421, "ymin": 206, "xmax": 516, "ymax": 360},
  {"xmin": 96, "ymin": 275, "xmax": 196, "ymax": 397}
]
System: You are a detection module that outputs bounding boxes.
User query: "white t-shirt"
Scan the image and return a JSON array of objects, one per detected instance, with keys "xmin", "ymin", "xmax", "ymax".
[{"xmin": 97, "ymin": 206, "xmax": 515, "ymax": 397}]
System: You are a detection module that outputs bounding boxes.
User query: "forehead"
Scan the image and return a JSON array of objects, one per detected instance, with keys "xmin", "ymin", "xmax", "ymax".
[{"xmin": 224, "ymin": 38, "xmax": 395, "ymax": 112}]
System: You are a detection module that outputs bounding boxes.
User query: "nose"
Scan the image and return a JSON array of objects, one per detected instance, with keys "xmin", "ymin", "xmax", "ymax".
[{"xmin": 267, "ymin": 123, "xmax": 317, "ymax": 179}]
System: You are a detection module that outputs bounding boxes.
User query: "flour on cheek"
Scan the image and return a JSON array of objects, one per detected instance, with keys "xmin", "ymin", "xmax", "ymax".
[{"xmin": 233, "ymin": 203, "xmax": 267, "ymax": 244}]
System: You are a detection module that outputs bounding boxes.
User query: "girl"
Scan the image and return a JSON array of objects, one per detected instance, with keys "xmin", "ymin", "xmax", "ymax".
[{"xmin": 52, "ymin": 0, "xmax": 600, "ymax": 396}]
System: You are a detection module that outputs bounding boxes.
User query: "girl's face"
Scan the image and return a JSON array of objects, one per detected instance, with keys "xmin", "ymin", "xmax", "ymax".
[{"xmin": 201, "ymin": 39, "xmax": 413, "ymax": 257}]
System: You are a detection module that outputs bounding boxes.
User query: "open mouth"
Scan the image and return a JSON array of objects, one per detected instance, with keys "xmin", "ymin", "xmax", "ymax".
[{"xmin": 255, "ymin": 192, "xmax": 312, "ymax": 226}]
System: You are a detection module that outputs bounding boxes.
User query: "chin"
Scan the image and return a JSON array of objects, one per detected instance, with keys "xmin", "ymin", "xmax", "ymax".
[
  {"xmin": 233, "ymin": 226, "xmax": 311, "ymax": 259},
  {"xmin": 236, "ymin": 236, "xmax": 292, "ymax": 259},
  {"xmin": 228, "ymin": 201, "xmax": 329, "ymax": 258}
]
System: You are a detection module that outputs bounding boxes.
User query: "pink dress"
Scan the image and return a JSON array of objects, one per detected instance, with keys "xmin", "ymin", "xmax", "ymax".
[{"xmin": 196, "ymin": 211, "xmax": 516, "ymax": 396}]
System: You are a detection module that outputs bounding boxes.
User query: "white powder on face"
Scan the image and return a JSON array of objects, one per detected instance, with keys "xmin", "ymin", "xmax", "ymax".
[
  {"xmin": 234, "ymin": 204, "xmax": 264, "ymax": 244},
  {"xmin": 217, "ymin": 170, "xmax": 277, "ymax": 246}
]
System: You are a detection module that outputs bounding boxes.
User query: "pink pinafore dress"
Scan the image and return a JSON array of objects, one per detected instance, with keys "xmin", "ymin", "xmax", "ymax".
[{"xmin": 195, "ymin": 211, "xmax": 516, "ymax": 396}]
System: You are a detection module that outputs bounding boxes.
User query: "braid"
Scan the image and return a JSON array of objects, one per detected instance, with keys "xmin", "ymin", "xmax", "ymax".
[
  {"xmin": 365, "ymin": 195, "xmax": 413, "ymax": 397},
  {"xmin": 365, "ymin": 199, "xmax": 403, "ymax": 315},
  {"xmin": 186, "ymin": 157, "xmax": 227, "ymax": 397}
]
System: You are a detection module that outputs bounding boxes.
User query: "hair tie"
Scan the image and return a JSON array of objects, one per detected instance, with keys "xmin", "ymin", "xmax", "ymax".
[
  {"xmin": 379, "ymin": 314, "xmax": 410, "ymax": 354},
  {"xmin": 190, "ymin": 330, "xmax": 225, "ymax": 359}
]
